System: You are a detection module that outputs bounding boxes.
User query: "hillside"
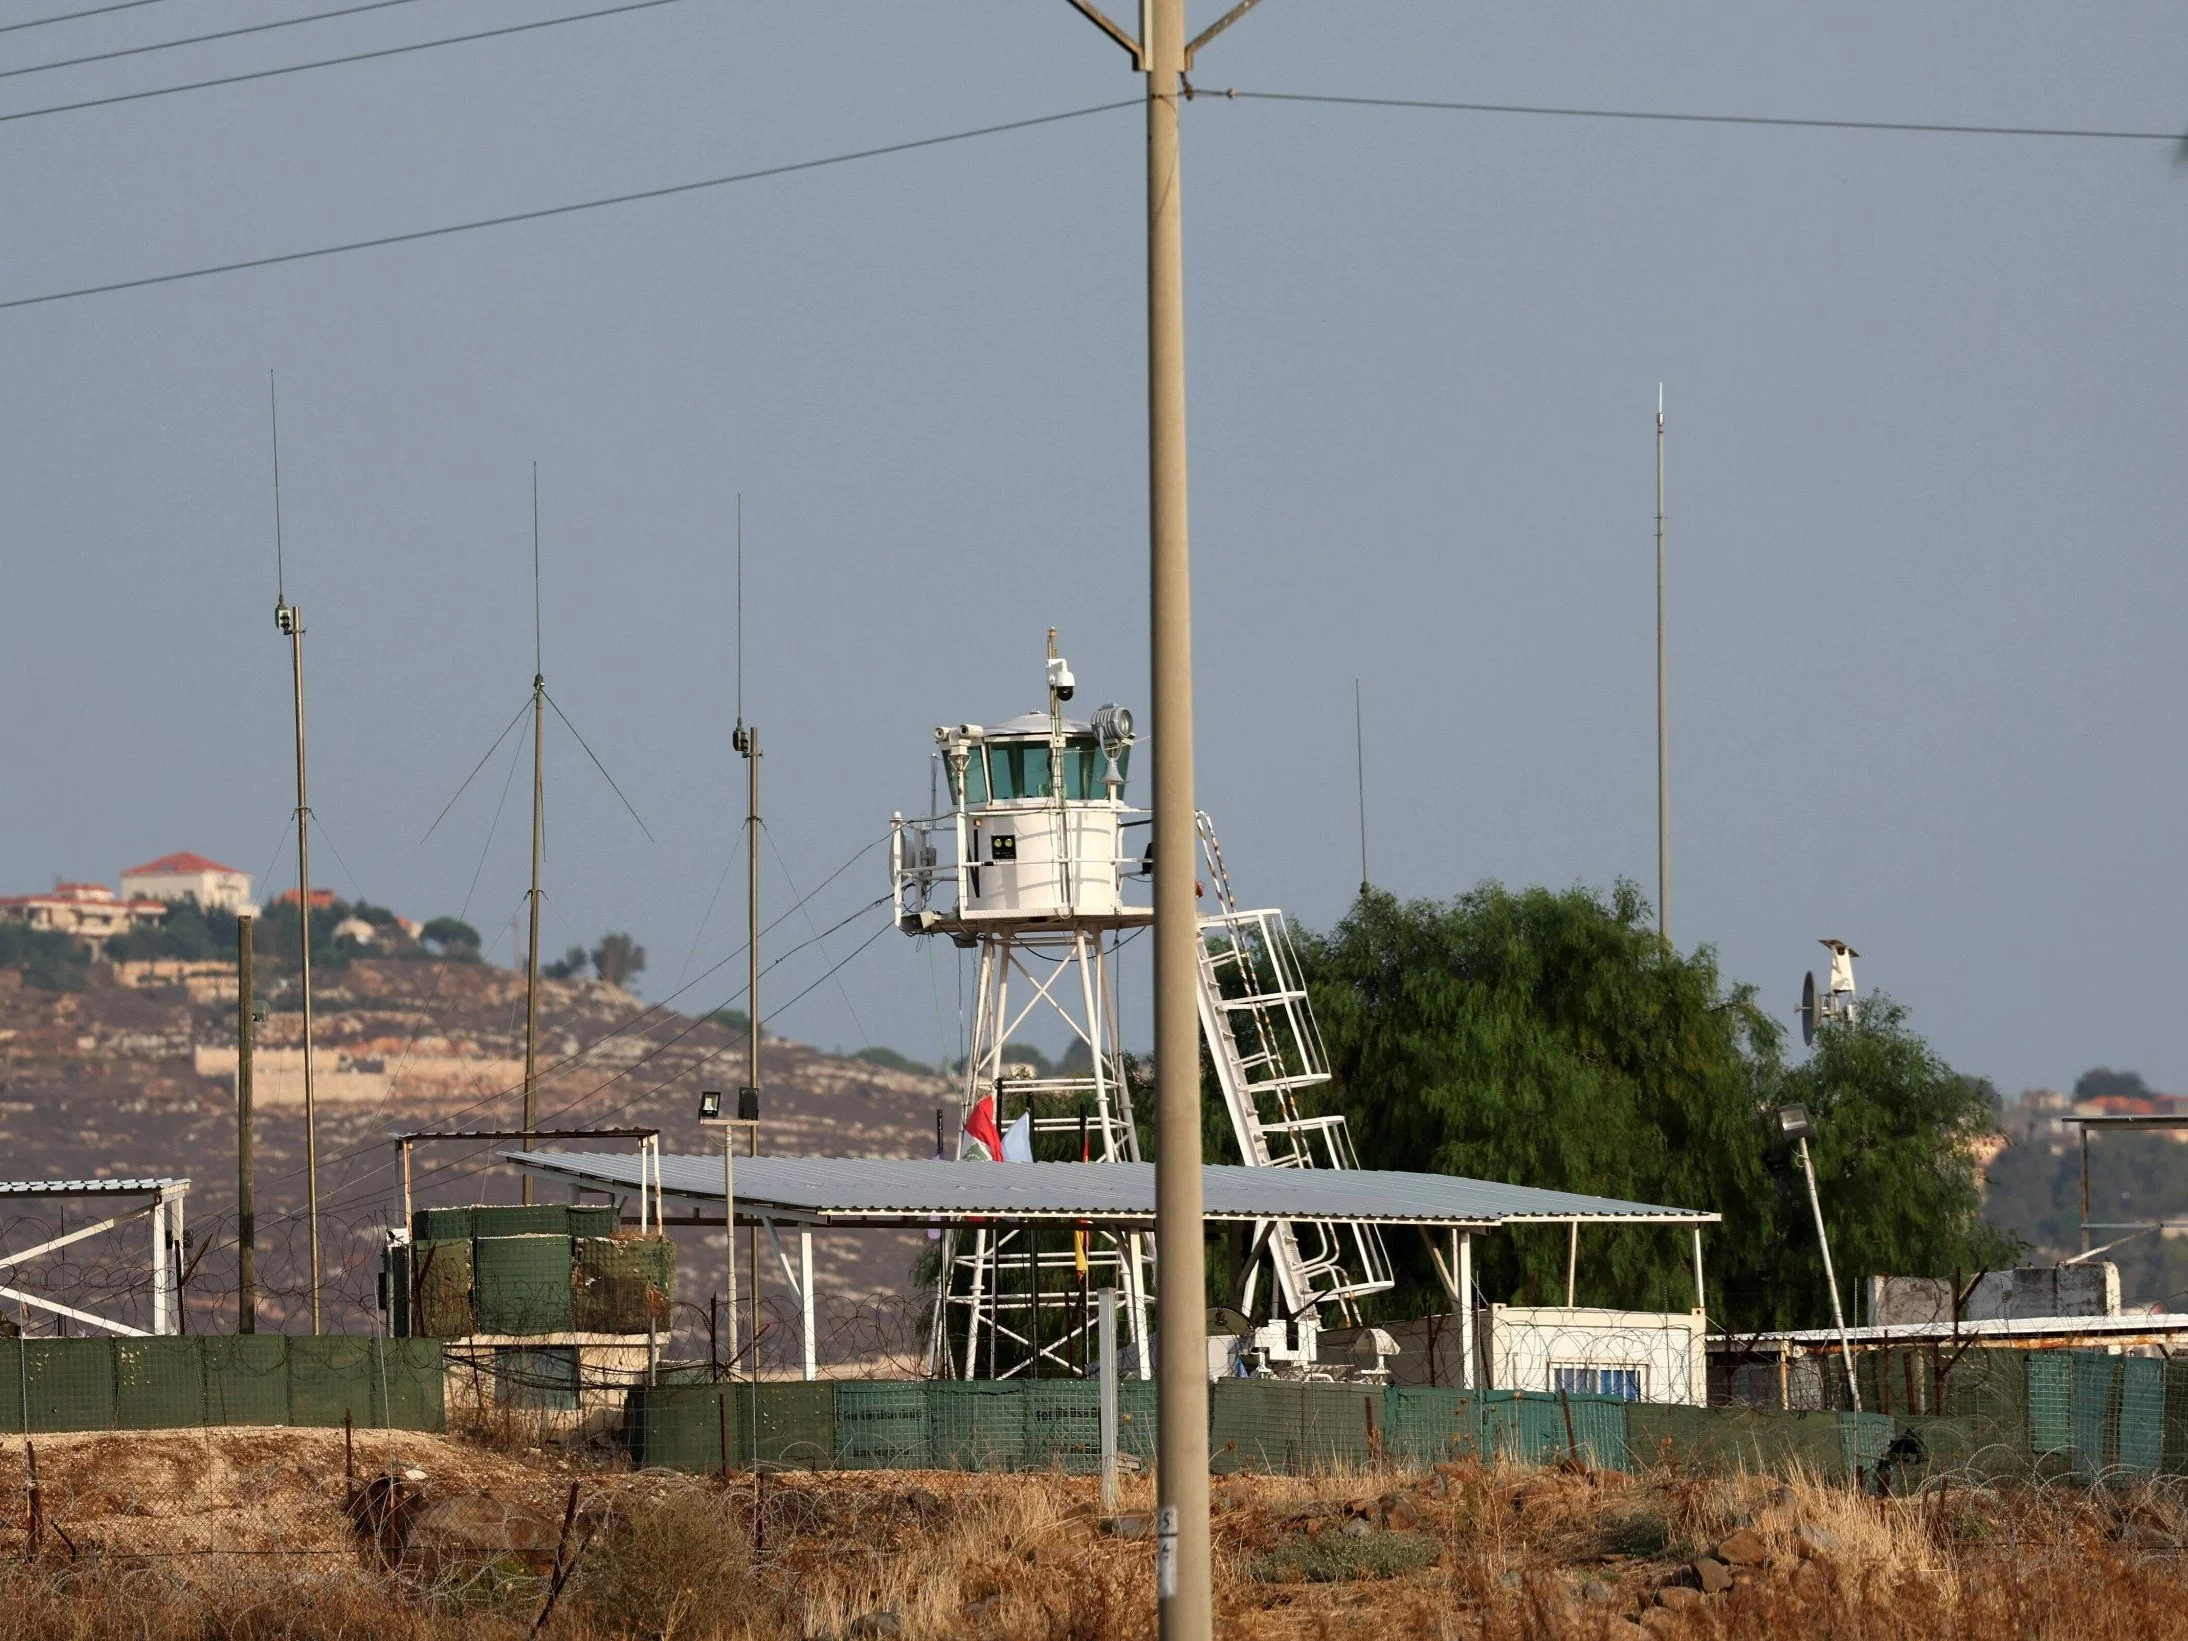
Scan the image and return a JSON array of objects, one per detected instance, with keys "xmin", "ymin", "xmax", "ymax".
[{"xmin": 0, "ymin": 958, "xmax": 951, "ymax": 1354}]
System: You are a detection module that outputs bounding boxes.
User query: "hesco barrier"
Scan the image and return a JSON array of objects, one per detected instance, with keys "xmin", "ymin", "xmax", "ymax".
[
  {"xmin": 622, "ymin": 1378, "xmax": 1889, "ymax": 1480},
  {"xmin": 385, "ymin": 1220, "xmax": 673, "ymax": 1340},
  {"xmin": 0, "ymin": 1335, "xmax": 445, "ymax": 1434}
]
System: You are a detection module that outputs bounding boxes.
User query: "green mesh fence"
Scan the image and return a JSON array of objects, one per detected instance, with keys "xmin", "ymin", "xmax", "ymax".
[
  {"xmin": 569, "ymin": 1205, "xmax": 621, "ymax": 1238},
  {"xmin": 114, "ymin": 1337, "xmax": 203, "ymax": 1430},
  {"xmin": 2027, "ymin": 1351, "xmax": 2074, "ymax": 1462},
  {"xmin": 2070, "ymin": 1352, "xmax": 2120, "ymax": 1478},
  {"xmin": 1383, "ymin": 1388, "xmax": 1482, "ymax": 1465},
  {"xmin": 2116, "ymin": 1358, "xmax": 2162, "ymax": 1477},
  {"xmin": 625, "ymin": 1383, "xmax": 838, "ymax": 1473},
  {"xmin": 835, "ymin": 1381, "xmax": 933, "ymax": 1468},
  {"xmin": 0, "ymin": 1336, "xmax": 441, "ymax": 1433},
  {"xmin": 928, "ymin": 1381, "xmax": 1029, "ymax": 1470},
  {"xmin": 200, "ymin": 1335, "xmax": 290, "ymax": 1426}
]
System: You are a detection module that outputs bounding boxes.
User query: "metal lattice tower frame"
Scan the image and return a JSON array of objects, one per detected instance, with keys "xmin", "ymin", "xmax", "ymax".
[{"xmin": 924, "ymin": 927, "xmax": 1155, "ymax": 1380}]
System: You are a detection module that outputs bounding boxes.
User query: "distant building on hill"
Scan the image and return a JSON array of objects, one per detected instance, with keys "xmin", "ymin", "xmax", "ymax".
[
  {"xmin": 120, "ymin": 851, "xmax": 256, "ymax": 916},
  {"xmin": 0, "ymin": 881, "xmax": 164, "ymax": 942},
  {"xmin": 271, "ymin": 887, "xmax": 335, "ymax": 911}
]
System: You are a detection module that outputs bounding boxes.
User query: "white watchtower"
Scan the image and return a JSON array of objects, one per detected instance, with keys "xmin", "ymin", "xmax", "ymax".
[{"xmin": 893, "ymin": 632, "xmax": 1154, "ymax": 1379}]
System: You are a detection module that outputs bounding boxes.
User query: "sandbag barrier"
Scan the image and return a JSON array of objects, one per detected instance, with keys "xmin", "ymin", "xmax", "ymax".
[{"xmin": 0, "ymin": 1335, "xmax": 445, "ymax": 1434}]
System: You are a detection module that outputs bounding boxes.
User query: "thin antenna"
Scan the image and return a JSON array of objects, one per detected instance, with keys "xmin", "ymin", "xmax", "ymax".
[
  {"xmin": 734, "ymin": 492, "xmax": 744, "ymax": 729},
  {"xmin": 269, "ymin": 371, "xmax": 285, "ymax": 606},
  {"xmin": 1655, "ymin": 384, "xmax": 1669, "ymax": 944},
  {"xmin": 531, "ymin": 462, "xmax": 542, "ymax": 678},
  {"xmin": 1353, "ymin": 679, "xmax": 1368, "ymax": 896}
]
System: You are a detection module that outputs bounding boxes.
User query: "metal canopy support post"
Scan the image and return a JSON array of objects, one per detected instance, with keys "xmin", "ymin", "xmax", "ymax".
[
  {"xmin": 150, "ymin": 1188, "xmax": 169, "ymax": 1336},
  {"xmin": 1565, "ymin": 1221, "xmax": 1578, "ymax": 1308},
  {"xmin": 1458, "ymin": 1232, "xmax": 1474, "ymax": 1391},
  {"xmin": 2080, "ymin": 1125, "xmax": 2092, "ymax": 1255},
  {"xmin": 800, "ymin": 1231, "xmax": 816, "ymax": 1381},
  {"xmin": 1098, "ymin": 1287, "xmax": 1119, "ymax": 1513},
  {"xmin": 1691, "ymin": 1226, "xmax": 1706, "ymax": 1318}
]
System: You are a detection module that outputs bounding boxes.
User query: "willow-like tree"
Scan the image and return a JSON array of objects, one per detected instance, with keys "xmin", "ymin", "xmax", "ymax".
[{"xmin": 1295, "ymin": 882, "xmax": 2011, "ymax": 1332}]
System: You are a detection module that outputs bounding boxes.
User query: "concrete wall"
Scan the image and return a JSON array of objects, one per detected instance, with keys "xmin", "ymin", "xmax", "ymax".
[{"xmin": 1866, "ymin": 1264, "xmax": 2120, "ymax": 1326}]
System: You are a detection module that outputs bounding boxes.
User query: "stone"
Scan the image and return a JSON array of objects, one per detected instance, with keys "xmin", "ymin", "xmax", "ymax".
[
  {"xmin": 1692, "ymin": 1558, "xmax": 1732, "ymax": 1595},
  {"xmin": 846, "ymin": 1613, "xmax": 900, "ymax": 1639},
  {"xmin": 1381, "ymin": 1493, "xmax": 1420, "ymax": 1530},
  {"xmin": 1655, "ymin": 1586, "xmax": 1704, "ymax": 1612},
  {"xmin": 1340, "ymin": 1518, "xmax": 1373, "ymax": 1538},
  {"xmin": 1582, "ymin": 1579, "xmax": 1619, "ymax": 1604},
  {"xmin": 1102, "ymin": 1514, "xmax": 1153, "ymax": 1539},
  {"xmin": 1715, "ymin": 1528, "xmax": 1768, "ymax": 1567},
  {"xmin": 1639, "ymin": 1610, "xmax": 1684, "ymax": 1635},
  {"xmin": 1793, "ymin": 1523, "xmax": 1838, "ymax": 1560},
  {"xmin": 1790, "ymin": 1561, "xmax": 1829, "ymax": 1600}
]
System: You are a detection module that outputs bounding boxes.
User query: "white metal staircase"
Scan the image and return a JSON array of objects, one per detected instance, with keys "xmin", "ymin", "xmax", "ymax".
[{"xmin": 1194, "ymin": 814, "xmax": 1394, "ymax": 1325}]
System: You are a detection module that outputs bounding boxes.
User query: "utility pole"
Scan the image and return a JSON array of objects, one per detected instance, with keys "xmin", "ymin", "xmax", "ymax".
[
  {"xmin": 269, "ymin": 374, "xmax": 321, "ymax": 1334},
  {"xmin": 1056, "ymin": 5, "xmax": 1269, "ymax": 1635},
  {"xmin": 236, "ymin": 913, "xmax": 255, "ymax": 1333},
  {"xmin": 1655, "ymin": 385, "xmax": 1669, "ymax": 944},
  {"xmin": 522, "ymin": 466, "xmax": 546, "ymax": 1204}
]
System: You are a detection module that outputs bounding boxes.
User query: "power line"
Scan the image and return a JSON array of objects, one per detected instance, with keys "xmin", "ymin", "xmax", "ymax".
[
  {"xmin": 2, "ymin": 0, "xmax": 443, "ymax": 83},
  {"xmin": 0, "ymin": 0, "xmax": 689, "ymax": 128},
  {"xmin": 1224, "ymin": 88, "xmax": 2188, "ymax": 144},
  {"xmin": 0, "ymin": 99, "xmax": 1138, "ymax": 312},
  {"xmin": 0, "ymin": 0, "xmax": 185, "ymax": 38}
]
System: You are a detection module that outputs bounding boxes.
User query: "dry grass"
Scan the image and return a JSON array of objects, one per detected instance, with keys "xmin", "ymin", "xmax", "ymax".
[{"xmin": 5, "ymin": 1433, "xmax": 2188, "ymax": 1639}]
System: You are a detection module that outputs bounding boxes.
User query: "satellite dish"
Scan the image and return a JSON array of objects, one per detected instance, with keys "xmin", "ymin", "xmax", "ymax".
[{"xmin": 1799, "ymin": 970, "xmax": 1818, "ymax": 1047}]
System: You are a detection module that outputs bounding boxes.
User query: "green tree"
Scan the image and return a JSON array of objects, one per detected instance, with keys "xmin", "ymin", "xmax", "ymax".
[
  {"xmin": 543, "ymin": 945, "xmax": 588, "ymax": 980},
  {"xmin": 590, "ymin": 932, "xmax": 645, "ymax": 989},
  {"xmin": 419, "ymin": 917, "xmax": 481, "ymax": 960},
  {"xmin": 1295, "ymin": 882, "xmax": 2010, "ymax": 1332},
  {"xmin": 0, "ymin": 922, "xmax": 90, "ymax": 990},
  {"xmin": 1772, "ymin": 998, "xmax": 2020, "ymax": 1326},
  {"xmin": 104, "ymin": 897, "xmax": 226, "ymax": 963}
]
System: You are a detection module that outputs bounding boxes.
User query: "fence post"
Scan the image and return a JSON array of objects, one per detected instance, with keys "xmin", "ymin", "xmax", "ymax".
[{"xmin": 1098, "ymin": 1287, "xmax": 1118, "ymax": 1514}]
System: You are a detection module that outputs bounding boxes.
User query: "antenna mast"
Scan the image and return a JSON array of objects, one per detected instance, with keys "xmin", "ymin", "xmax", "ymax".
[
  {"xmin": 1353, "ymin": 679, "xmax": 1368, "ymax": 896},
  {"xmin": 269, "ymin": 373, "xmax": 322, "ymax": 1333},
  {"xmin": 1655, "ymin": 385, "xmax": 1669, "ymax": 944},
  {"xmin": 521, "ymin": 465, "xmax": 546, "ymax": 1203},
  {"xmin": 731, "ymin": 494, "xmax": 762, "ymax": 1364}
]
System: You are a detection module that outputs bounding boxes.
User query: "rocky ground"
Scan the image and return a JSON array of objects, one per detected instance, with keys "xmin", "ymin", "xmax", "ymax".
[{"xmin": 4, "ymin": 1430, "xmax": 2187, "ymax": 1639}]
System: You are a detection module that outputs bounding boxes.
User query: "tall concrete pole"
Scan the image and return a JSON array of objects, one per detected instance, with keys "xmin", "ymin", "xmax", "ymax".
[
  {"xmin": 1655, "ymin": 386, "xmax": 1669, "ymax": 943},
  {"xmin": 1145, "ymin": 2, "xmax": 1210, "ymax": 1634},
  {"xmin": 522, "ymin": 467, "xmax": 546, "ymax": 1204}
]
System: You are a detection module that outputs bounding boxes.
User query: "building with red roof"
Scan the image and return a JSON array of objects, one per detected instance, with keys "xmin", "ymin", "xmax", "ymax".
[{"xmin": 120, "ymin": 852, "xmax": 256, "ymax": 916}]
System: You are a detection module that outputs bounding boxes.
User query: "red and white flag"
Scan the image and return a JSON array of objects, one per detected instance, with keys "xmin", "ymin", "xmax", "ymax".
[{"xmin": 964, "ymin": 1092, "xmax": 1004, "ymax": 1161}]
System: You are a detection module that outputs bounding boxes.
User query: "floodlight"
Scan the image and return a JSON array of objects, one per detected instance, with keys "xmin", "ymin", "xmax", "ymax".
[
  {"xmin": 1774, "ymin": 1104, "xmax": 1816, "ymax": 1143},
  {"xmin": 697, "ymin": 1088, "xmax": 724, "ymax": 1122}
]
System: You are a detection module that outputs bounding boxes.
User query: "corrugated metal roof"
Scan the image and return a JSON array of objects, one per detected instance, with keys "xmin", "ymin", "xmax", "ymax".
[
  {"xmin": 0, "ymin": 1178, "xmax": 188, "ymax": 1197},
  {"xmin": 502, "ymin": 1152, "xmax": 1716, "ymax": 1229}
]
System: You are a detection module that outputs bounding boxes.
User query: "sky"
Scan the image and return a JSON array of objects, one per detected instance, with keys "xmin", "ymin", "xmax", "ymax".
[{"xmin": 2, "ymin": 2, "xmax": 2184, "ymax": 1098}]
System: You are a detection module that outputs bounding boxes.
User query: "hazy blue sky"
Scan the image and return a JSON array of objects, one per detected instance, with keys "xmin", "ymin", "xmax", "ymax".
[{"xmin": 4, "ymin": 3, "xmax": 2183, "ymax": 1098}]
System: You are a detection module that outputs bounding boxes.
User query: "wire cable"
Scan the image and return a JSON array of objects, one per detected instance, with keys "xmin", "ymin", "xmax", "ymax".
[
  {"xmin": 0, "ymin": 0, "xmax": 689, "ymax": 128},
  {"xmin": 0, "ymin": 99, "xmax": 1141, "ymax": 312},
  {"xmin": 1223, "ymin": 88, "xmax": 2188, "ymax": 144},
  {"xmin": 2, "ymin": 0, "xmax": 444, "ymax": 82},
  {"xmin": 0, "ymin": 0, "xmax": 185, "ymax": 37}
]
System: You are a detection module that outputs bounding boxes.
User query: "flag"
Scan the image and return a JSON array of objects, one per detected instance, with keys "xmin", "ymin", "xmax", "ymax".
[
  {"xmin": 1001, "ymin": 1112, "xmax": 1034, "ymax": 1162},
  {"xmin": 964, "ymin": 1093, "xmax": 1003, "ymax": 1161}
]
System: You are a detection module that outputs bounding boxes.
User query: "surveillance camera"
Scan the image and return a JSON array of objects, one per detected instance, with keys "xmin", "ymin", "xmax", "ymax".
[
  {"xmin": 275, "ymin": 604, "xmax": 298, "ymax": 636},
  {"xmin": 1047, "ymin": 656, "xmax": 1075, "ymax": 702}
]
